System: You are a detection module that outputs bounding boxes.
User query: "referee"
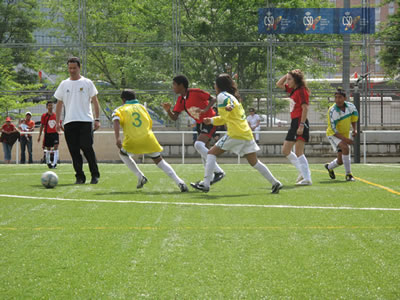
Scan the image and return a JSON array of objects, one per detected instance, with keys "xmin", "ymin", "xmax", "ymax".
[{"xmin": 55, "ymin": 57, "xmax": 100, "ymax": 184}]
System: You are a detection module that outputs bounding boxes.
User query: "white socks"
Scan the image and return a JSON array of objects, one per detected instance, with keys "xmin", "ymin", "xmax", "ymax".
[
  {"xmin": 53, "ymin": 150, "xmax": 59, "ymax": 166},
  {"xmin": 203, "ymin": 154, "xmax": 217, "ymax": 188},
  {"xmin": 119, "ymin": 151, "xmax": 144, "ymax": 179},
  {"xmin": 328, "ymin": 159, "xmax": 339, "ymax": 170},
  {"xmin": 157, "ymin": 159, "xmax": 184, "ymax": 185},
  {"xmin": 286, "ymin": 152, "xmax": 303, "ymax": 176},
  {"xmin": 194, "ymin": 141, "xmax": 224, "ymax": 173},
  {"xmin": 342, "ymin": 154, "xmax": 351, "ymax": 174},
  {"xmin": 45, "ymin": 150, "xmax": 51, "ymax": 165},
  {"xmin": 253, "ymin": 160, "xmax": 278, "ymax": 184},
  {"xmin": 298, "ymin": 154, "xmax": 311, "ymax": 182}
]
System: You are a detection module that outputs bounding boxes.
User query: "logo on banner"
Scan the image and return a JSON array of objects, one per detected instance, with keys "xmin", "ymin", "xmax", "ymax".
[
  {"xmin": 304, "ymin": 12, "xmax": 321, "ymax": 31},
  {"xmin": 264, "ymin": 11, "xmax": 282, "ymax": 31},
  {"xmin": 343, "ymin": 11, "xmax": 360, "ymax": 31}
]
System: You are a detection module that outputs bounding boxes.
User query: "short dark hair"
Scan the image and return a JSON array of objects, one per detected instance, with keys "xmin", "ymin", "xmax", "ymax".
[
  {"xmin": 46, "ymin": 101, "xmax": 54, "ymax": 107},
  {"xmin": 335, "ymin": 88, "xmax": 346, "ymax": 98},
  {"xmin": 173, "ymin": 75, "xmax": 189, "ymax": 89},
  {"xmin": 121, "ymin": 89, "xmax": 136, "ymax": 100},
  {"xmin": 249, "ymin": 107, "xmax": 255, "ymax": 112},
  {"xmin": 67, "ymin": 57, "xmax": 81, "ymax": 68}
]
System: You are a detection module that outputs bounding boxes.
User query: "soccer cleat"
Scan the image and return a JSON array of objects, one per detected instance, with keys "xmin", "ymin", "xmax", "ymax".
[
  {"xmin": 296, "ymin": 174, "xmax": 303, "ymax": 183},
  {"xmin": 210, "ymin": 172, "xmax": 225, "ymax": 185},
  {"xmin": 324, "ymin": 163, "xmax": 336, "ymax": 179},
  {"xmin": 345, "ymin": 174, "xmax": 355, "ymax": 182},
  {"xmin": 296, "ymin": 179, "xmax": 312, "ymax": 186},
  {"xmin": 190, "ymin": 181, "xmax": 209, "ymax": 193},
  {"xmin": 137, "ymin": 176, "xmax": 148, "ymax": 189},
  {"xmin": 47, "ymin": 163, "xmax": 53, "ymax": 169},
  {"xmin": 75, "ymin": 178, "xmax": 86, "ymax": 184},
  {"xmin": 271, "ymin": 181, "xmax": 283, "ymax": 194},
  {"xmin": 178, "ymin": 183, "xmax": 189, "ymax": 192},
  {"xmin": 90, "ymin": 177, "xmax": 99, "ymax": 184}
]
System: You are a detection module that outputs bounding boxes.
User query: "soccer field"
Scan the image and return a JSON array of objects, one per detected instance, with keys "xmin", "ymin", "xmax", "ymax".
[{"xmin": 0, "ymin": 163, "xmax": 399, "ymax": 298}]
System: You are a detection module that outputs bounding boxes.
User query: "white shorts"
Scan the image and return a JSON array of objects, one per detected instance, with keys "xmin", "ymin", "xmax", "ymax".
[
  {"xmin": 121, "ymin": 148, "xmax": 161, "ymax": 158},
  {"xmin": 327, "ymin": 135, "xmax": 349, "ymax": 153},
  {"xmin": 216, "ymin": 134, "xmax": 260, "ymax": 156}
]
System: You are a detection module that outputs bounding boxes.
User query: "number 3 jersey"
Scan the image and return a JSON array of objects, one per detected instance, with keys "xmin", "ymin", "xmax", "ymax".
[{"xmin": 112, "ymin": 100, "xmax": 163, "ymax": 154}]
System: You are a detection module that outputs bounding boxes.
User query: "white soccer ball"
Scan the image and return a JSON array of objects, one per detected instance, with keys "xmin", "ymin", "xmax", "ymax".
[{"xmin": 41, "ymin": 171, "xmax": 58, "ymax": 189}]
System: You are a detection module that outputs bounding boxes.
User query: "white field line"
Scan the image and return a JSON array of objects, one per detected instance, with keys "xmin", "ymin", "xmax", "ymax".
[
  {"xmin": 1, "ymin": 194, "xmax": 400, "ymax": 212},
  {"xmin": 364, "ymin": 164, "xmax": 400, "ymax": 168}
]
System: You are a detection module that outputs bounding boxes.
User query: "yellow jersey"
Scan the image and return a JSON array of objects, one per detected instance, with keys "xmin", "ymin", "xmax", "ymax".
[
  {"xmin": 326, "ymin": 101, "xmax": 358, "ymax": 138},
  {"xmin": 213, "ymin": 92, "xmax": 253, "ymax": 141},
  {"xmin": 112, "ymin": 100, "xmax": 163, "ymax": 154}
]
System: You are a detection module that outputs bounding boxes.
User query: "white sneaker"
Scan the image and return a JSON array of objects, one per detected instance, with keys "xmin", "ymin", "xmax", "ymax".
[
  {"xmin": 296, "ymin": 174, "xmax": 303, "ymax": 183},
  {"xmin": 296, "ymin": 179, "xmax": 312, "ymax": 186}
]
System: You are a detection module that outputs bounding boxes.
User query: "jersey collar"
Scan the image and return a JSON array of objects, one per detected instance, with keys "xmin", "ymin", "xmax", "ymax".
[
  {"xmin": 126, "ymin": 100, "xmax": 140, "ymax": 104},
  {"xmin": 335, "ymin": 101, "xmax": 348, "ymax": 112}
]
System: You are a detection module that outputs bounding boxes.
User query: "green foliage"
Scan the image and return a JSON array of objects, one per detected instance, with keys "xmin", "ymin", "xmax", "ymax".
[{"xmin": 377, "ymin": 0, "xmax": 400, "ymax": 79}]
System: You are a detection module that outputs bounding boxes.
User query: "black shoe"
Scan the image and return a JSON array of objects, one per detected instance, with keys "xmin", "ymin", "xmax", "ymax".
[
  {"xmin": 47, "ymin": 164, "xmax": 53, "ymax": 169},
  {"xmin": 271, "ymin": 181, "xmax": 283, "ymax": 194},
  {"xmin": 90, "ymin": 177, "xmax": 99, "ymax": 184},
  {"xmin": 53, "ymin": 164, "xmax": 57, "ymax": 169},
  {"xmin": 324, "ymin": 163, "xmax": 336, "ymax": 179},
  {"xmin": 345, "ymin": 173, "xmax": 355, "ymax": 182},
  {"xmin": 75, "ymin": 178, "xmax": 86, "ymax": 184},
  {"xmin": 178, "ymin": 183, "xmax": 189, "ymax": 192},
  {"xmin": 190, "ymin": 181, "xmax": 209, "ymax": 193},
  {"xmin": 137, "ymin": 176, "xmax": 148, "ymax": 189},
  {"xmin": 210, "ymin": 172, "xmax": 225, "ymax": 185}
]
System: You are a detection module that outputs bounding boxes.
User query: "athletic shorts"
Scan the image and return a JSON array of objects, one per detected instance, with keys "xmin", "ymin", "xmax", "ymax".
[
  {"xmin": 327, "ymin": 135, "xmax": 347, "ymax": 153},
  {"xmin": 196, "ymin": 122, "xmax": 217, "ymax": 139},
  {"xmin": 285, "ymin": 118, "xmax": 309, "ymax": 142},
  {"xmin": 215, "ymin": 134, "xmax": 260, "ymax": 156},
  {"xmin": 44, "ymin": 132, "xmax": 59, "ymax": 148},
  {"xmin": 120, "ymin": 148, "xmax": 161, "ymax": 159}
]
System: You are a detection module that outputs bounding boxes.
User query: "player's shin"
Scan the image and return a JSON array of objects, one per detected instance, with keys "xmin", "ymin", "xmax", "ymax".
[
  {"xmin": 157, "ymin": 159, "xmax": 184, "ymax": 185},
  {"xmin": 118, "ymin": 151, "xmax": 144, "ymax": 178},
  {"xmin": 53, "ymin": 150, "xmax": 59, "ymax": 166},
  {"xmin": 204, "ymin": 154, "xmax": 216, "ymax": 188},
  {"xmin": 253, "ymin": 160, "xmax": 278, "ymax": 184}
]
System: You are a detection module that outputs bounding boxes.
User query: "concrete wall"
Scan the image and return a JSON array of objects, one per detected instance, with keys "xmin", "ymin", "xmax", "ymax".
[{"xmin": 1, "ymin": 128, "xmax": 399, "ymax": 164}]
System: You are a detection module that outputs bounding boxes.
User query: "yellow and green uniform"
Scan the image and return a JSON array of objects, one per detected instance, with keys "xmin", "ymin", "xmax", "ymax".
[
  {"xmin": 214, "ymin": 92, "xmax": 253, "ymax": 140},
  {"xmin": 326, "ymin": 101, "xmax": 359, "ymax": 138},
  {"xmin": 112, "ymin": 100, "xmax": 163, "ymax": 154}
]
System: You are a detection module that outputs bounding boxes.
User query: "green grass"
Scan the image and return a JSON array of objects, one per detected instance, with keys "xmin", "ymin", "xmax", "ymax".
[{"xmin": 0, "ymin": 162, "xmax": 399, "ymax": 298}]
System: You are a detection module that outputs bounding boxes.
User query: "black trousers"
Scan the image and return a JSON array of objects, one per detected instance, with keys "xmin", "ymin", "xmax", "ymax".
[{"xmin": 64, "ymin": 122, "xmax": 100, "ymax": 180}]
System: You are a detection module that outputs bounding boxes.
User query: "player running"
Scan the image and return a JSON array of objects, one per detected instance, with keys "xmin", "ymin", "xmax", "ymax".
[
  {"xmin": 324, "ymin": 88, "xmax": 359, "ymax": 181},
  {"xmin": 191, "ymin": 73, "xmax": 282, "ymax": 194},
  {"xmin": 113, "ymin": 89, "xmax": 188, "ymax": 192},
  {"xmin": 276, "ymin": 69, "xmax": 312, "ymax": 185},
  {"xmin": 162, "ymin": 75, "xmax": 225, "ymax": 185},
  {"xmin": 37, "ymin": 101, "xmax": 60, "ymax": 169}
]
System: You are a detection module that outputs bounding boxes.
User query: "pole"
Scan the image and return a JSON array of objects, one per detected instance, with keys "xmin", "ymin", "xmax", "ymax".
[{"xmin": 353, "ymin": 82, "xmax": 361, "ymax": 163}]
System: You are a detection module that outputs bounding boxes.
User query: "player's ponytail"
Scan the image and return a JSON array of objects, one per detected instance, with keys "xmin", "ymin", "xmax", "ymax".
[{"xmin": 216, "ymin": 73, "xmax": 241, "ymax": 101}]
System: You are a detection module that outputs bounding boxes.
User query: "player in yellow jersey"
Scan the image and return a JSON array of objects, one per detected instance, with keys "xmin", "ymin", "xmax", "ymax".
[
  {"xmin": 113, "ymin": 89, "xmax": 188, "ymax": 192},
  {"xmin": 325, "ymin": 88, "xmax": 358, "ymax": 181},
  {"xmin": 191, "ymin": 74, "xmax": 282, "ymax": 194}
]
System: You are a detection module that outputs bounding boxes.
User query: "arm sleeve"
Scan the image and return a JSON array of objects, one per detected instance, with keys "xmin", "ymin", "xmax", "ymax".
[
  {"xmin": 350, "ymin": 106, "xmax": 359, "ymax": 122},
  {"xmin": 88, "ymin": 80, "xmax": 98, "ymax": 98},
  {"xmin": 173, "ymin": 97, "xmax": 184, "ymax": 113},
  {"xmin": 53, "ymin": 82, "xmax": 64, "ymax": 100},
  {"xmin": 298, "ymin": 87, "xmax": 309, "ymax": 105}
]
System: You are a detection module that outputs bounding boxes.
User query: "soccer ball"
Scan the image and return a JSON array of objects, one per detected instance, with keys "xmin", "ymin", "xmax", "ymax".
[{"xmin": 41, "ymin": 171, "xmax": 58, "ymax": 189}]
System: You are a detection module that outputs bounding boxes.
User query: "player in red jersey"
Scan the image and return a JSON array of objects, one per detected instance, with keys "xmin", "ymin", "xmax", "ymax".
[
  {"xmin": 162, "ymin": 75, "xmax": 225, "ymax": 184},
  {"xmin": 37, "ymin": 101, "xmax": 60, "ymax": 168},
  {"xmin": 276, "ymin": 69, "xmax": 312, "ymax": 185}
]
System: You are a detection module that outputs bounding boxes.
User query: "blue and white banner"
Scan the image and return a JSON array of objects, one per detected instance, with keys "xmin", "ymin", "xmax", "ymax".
[{"xmin": 258, "ymin": 8, "xmax": 375, "ymax": 34}]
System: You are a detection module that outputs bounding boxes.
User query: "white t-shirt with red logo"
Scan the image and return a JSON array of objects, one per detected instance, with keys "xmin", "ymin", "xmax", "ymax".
[{"xmin": 54, "ymin": 76, "xmax": 98, "ymax": 125}]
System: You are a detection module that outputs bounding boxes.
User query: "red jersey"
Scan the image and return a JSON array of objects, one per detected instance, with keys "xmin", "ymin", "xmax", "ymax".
[
  {"xmin": 2, "ymin": 123, "xmax": 16, "ymax": 133},
  {"xmin": 173, "ymin": 88, "xmax": 215, "ymax": 124},
  {"xmin": 285, "ymin": 84, "xmax": 309, "ymax": 119},
  {"xmin": 40, "ymin": 112, "xmax": 58, "ymax": 134}
]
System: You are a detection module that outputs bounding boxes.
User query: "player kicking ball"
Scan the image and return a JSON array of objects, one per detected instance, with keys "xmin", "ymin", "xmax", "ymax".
[
  {"xmin": 113, "ymin": 89, "xmax": 188, "ymax": 192},
  {"xmin": 191, "ymin": 74, "xmax": 282, "ymax": 194},
  {"xmin": 325, "ymin": 88, "xmax": 359, "ymax": 182}
]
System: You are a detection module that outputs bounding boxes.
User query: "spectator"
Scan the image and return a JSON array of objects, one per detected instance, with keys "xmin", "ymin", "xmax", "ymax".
[
  {"xmin": 1, "ymin": 117, "xmax": 19, "ymax": 164},
  {"xmin": 19, "ymin": 112, "xmax": 35, "ymax": 164},
  {"xmin": 246, "ymin": 107, "xmax": 261, "ymax": 144}
]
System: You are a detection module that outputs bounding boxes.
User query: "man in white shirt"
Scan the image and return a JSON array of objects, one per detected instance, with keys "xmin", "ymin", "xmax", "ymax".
[
  {"xmin": 54, "ymin": 57, "xmax": 101, "ymax": 184},
  {"xmin": 246, "ymin": 108, "xmax": 261, "ymax": 144}
]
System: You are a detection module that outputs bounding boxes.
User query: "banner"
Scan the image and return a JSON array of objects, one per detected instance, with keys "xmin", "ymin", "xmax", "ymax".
[{"xmin": 258, "ymin": 8, "xmax": 375, "ymax": 34}]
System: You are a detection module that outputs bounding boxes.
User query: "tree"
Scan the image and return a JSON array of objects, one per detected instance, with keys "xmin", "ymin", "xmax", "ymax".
[{"xmin": 377, "ymin": 0, "xmax": 400, "ymax": 79}]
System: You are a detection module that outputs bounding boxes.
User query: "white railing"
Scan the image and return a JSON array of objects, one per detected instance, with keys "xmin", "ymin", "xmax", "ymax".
[{"xmin": 8, "ymin": 130, "xmax": 399, "ymax": 164}]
